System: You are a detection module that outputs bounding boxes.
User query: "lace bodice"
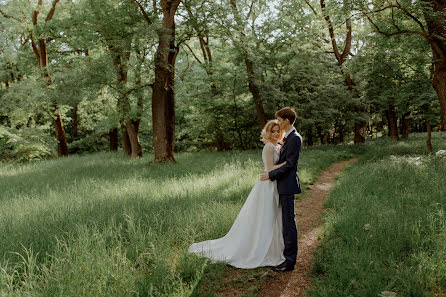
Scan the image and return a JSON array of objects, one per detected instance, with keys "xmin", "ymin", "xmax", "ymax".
[{"xmin": 262, "ymin": 142, "xmax": 280, "ymax": 172}]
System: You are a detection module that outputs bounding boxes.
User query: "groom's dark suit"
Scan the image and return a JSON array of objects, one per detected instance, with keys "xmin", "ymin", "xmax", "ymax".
[{"xmin": 268, "ymin": 128, "xmax": 301, "ymax": 266}]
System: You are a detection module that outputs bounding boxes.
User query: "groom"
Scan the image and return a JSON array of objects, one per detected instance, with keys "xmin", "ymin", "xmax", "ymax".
[{"xmin": 261, "ymin": 107, "xmax": 302, "ymax": 272}]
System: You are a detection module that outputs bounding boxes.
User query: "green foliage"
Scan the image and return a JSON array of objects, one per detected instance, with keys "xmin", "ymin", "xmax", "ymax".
[{"xmin": 0, "ymin": 126, "xmax": 54, "ymax": 162}]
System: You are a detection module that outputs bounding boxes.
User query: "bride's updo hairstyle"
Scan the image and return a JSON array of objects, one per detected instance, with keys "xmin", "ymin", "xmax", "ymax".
[{"xmin": 260, "ymin": 120, "xmax": 283, "ymax": 144}]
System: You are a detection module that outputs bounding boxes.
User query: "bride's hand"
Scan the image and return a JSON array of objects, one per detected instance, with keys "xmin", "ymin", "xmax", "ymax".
[{"xmin": 260, "ymin": 172, "xmax": 269, "ymax": 181}]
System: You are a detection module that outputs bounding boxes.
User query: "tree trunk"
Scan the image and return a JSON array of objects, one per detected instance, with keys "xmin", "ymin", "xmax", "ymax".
[
  {"xmin": 440, "ymin": 113, "xmax": 445, "ymax": 131},
  {"xmin": 151, "ymin": 0, "xmax": 181, "ymax": 163},
  {"xmin": 426, "ymin": 119, "xmax": 433, "ymax": 153},
  {"xmin": 245, "ymin": 57, "xmax": 266, "ymax": 128},
  {"xmin": 73, "ymin": 104, "xmax": 78, "ymax": 137},
  {"xmin": 121, "ymin": 123, "xmax": 131, "ymax": 155},
  {"xmin": 424, "ymin": 0, "xmax": 446, "ymax": 123},
  {"xmin": 126, "ymin": 120, "xmax": 142, "ymax": 158},
  {"xmin": 109, "ymin": 44, "xmax": 142, "ymax": 158},
  {"xmin": 53, "ymin": 109, "xmax": 68, "ymax": 156},
  {"xmin": 316, "ymin": 123, "xmax": 325, "ymax": 144},
  {"xmin": 306, "ymin": 126, "xmax": 314, "ymax": 146},
  {"xmin": 345, "ymin": 76, "xmax": 366, "ymax": 144},
  {"xmin": 385, "ymin": 105, "xmax": 399, "ymax": 140},
  {"xmin": 431, "ymin": 61, "xmax": 446, "ymax": 123},
  {"xmin": 109, "ymin": 128, "xmax": 118, "ymax": 151},
  {"xmin": 401, "ymin": 114, "xmax": 410, "ymax": 139}
]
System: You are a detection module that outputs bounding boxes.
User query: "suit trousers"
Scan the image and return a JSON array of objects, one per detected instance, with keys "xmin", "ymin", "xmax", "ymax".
[{"xmin": 280, "ymin": 194, "xmax": 298, "ymax": 265}]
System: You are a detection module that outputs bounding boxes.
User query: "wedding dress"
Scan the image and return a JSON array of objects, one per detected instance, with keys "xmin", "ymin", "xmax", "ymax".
[{"xmin": 188, "ymin": 142, "xmax": 285, "ymax": 268}]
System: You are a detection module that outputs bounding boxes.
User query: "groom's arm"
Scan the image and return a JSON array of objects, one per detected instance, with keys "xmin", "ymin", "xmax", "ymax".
[{"xmin": 268, "ymin": 136, "xmax": 301, "ymax": 181}]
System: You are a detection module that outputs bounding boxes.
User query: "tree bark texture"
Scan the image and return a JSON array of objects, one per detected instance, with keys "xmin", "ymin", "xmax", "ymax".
[
  {"xmin": 121, "ymin": 123, "xmax": 132, "ymax": 155},
  {"xmin": 109, "ymin": 128, "xmax": 118, "ymax": 151},
  {"xmin": 385, "ymin": 105, "xmax": 399, "ymax": 140},
  {"xmin": 425, "ymin": 0, "xmax": 446, "ymax": 123},
  {"xmin": 53, "ymin": 109, "xmax": 68, "ymax": 156},
  {"xmin": 401, "ymin": 114, "xmax": 410, "ymax": 139},
  {"xmin": 151, "ymin": 0, "xmax": 181, "ymax": 162},
  {"xmin": 126, "ymin": 120, "xmax": 142, "ymax": 158}
]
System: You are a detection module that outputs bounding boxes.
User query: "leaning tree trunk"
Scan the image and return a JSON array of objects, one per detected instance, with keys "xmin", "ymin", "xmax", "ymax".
[
  {"xmin": 53, "ymin": 108, "xmax": 68, "ymax": 156},
  {"xmin": 151, "ymin": 0, "xmax": 181, "ymax": 162},
  {"xmin": 385, "ymin": 105, "xmax": 399, "ymax": 140},
  {"xmin": 126, "ymin": 121, "xmax": 142, "ymax": 158},
  {"xmin": 425, "ymin": 0, "xmax": 446, "ymax": 123}
]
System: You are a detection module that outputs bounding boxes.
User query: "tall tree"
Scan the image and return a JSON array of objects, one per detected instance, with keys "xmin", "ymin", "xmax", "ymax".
[
  {"xmin": 0, "ymin": 0, "xmax": 69, "ymax": 156},
  {"xmin": 364, "ymin": 0, "xmax": 446, "ymax": 128},
  {"xmin": 319, "ymin": 0, "xmax": 367, "ymax": 143}
]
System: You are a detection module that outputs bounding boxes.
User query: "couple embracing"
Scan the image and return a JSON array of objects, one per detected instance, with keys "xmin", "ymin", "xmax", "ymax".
[{"xmin": 189, "ymin": 107, "xmax": 302, "ymax": 272}]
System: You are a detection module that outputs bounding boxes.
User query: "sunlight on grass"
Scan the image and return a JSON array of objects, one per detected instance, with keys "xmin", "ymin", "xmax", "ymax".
[
  {"xmin": 308, "ymin": 132, "xmax": 446, "ymax": 297},
  {"xmin": 3, "ymin": 133, "xmax": 443, "ymax": 296}
]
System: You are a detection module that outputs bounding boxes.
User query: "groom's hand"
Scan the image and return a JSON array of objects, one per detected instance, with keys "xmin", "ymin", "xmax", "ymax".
[{"xmin": 260, "ymin": 172, "xmax": 270, "ymax": 181}]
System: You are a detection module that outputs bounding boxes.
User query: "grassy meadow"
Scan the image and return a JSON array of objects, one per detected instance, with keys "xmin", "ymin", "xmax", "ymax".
[
  {"xmin": 308, "ymin": 133, "xmax": 446, "ymax": 297},
  {"xmin": 0, "ymin": 141, "xmax": 358, "ymax": 296}
]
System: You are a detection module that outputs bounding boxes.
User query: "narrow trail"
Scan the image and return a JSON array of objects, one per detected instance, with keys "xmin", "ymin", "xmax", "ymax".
[{"xmin": 260, "ymin": 158, "xmax": 358, "ymax": 297}]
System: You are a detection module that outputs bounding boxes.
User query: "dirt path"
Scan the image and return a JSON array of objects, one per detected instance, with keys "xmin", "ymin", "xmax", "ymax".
[{"xmin": 260, "ymin": 158, "xmax": 358, "ymax": 297}]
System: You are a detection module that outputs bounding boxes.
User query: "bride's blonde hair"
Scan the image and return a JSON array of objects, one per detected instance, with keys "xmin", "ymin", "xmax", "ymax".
[{"xmin": 260, "ymin": 120, "xmax": 283, "ymax": 144}]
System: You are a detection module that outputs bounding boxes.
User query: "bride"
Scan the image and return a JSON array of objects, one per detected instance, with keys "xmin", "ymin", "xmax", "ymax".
[{"xmin": 188, "ymin": 120, "xmax": 287, "ymax": 268}]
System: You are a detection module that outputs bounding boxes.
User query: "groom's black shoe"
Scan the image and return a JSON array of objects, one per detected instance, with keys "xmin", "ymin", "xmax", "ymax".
[{"xmin": 272, "ymin": 261, "xmax": 294, "ymax": 272}]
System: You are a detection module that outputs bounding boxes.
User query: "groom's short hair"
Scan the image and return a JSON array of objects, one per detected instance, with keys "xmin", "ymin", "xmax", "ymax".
[{"xmin": 275, "ymin": 107, "xmax": 297, "ymax": 125}]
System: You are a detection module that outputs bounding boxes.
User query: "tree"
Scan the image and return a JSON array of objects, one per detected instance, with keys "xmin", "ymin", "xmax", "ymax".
[{"xmin": 1, "ymin": 0, "xmax": 69, "ymax": 156}]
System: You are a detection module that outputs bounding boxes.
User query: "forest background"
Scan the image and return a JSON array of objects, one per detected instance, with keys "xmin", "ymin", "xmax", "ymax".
[{"xmin": 1, "ymin": 0, "xmax": 445, "ymax": 162}]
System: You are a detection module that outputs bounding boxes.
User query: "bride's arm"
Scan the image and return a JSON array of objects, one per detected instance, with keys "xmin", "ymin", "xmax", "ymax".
[
  {"xmin": 270, "ymin": 161, "xmax": 286, "ymax": 171},
  {"xmin": 264, "ymin": 144, "xmax": 287, "ymax": 172}
]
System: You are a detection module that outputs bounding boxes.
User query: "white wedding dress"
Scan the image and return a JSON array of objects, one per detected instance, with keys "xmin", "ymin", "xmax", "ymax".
[{"xmin": 188, "ymin": 142, "xmax": 285, "ymax": 268}]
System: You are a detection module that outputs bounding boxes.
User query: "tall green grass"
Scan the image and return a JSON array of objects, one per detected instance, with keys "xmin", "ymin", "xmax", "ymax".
[
  {"xmin": 0, "ymin": 143, "xmax": 357, "ymax": 296},
  {"xmin": 308, "ymin": 132, "xmax": 446, "ymax": 297}
]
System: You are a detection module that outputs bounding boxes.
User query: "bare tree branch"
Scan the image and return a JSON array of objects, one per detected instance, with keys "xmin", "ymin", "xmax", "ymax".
[
  {"xmin": 30, "ymin": 35, "xmax": 41, "ymax": 61},
  {"xmin": 366, "ymin": 14, "xmax": 426, "ymax": 37},
  {"xmin": 32, "ymin": 0, "xmax": 43, "ymax": 25},
  {"xmin": 340, "ymin": 18, "xmax": 352, "ymax": 63},
  {"xmin": 131, "ymin": 0, "xmax": 153, "ymax": 25},
  {"xmin": 0, "ymin": 9, "xmax": 21, "ymax": 21},
  {"xmin": 183, "ymin": 43, "xmax": 202, "ymax": 64},
  {"xmin": 246, "ymin": 0, "xmax": 254, "ymax": 19},
  {"xmin": 45, "ymin": 0, "xmax": 60, "ymax": 22},
  {"xmin": 395, "ymin": 1, "xmax": 427, "ymax": 35},
  {"xmin": 303, "ymin": 0, "xmax": 318, "ymax": 15},
  {"xmin": 391, "ymin": 7, "xmax": 401, "ymax": 32},
  {"xmin": 320, "ymin": 0, "xmax": 341, "ymax": 63}
]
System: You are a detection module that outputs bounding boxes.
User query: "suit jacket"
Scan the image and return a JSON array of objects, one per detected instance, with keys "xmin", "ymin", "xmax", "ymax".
[{"xmin": 268, "ymin": 129, "xmax": 302, "ymax": 195}]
